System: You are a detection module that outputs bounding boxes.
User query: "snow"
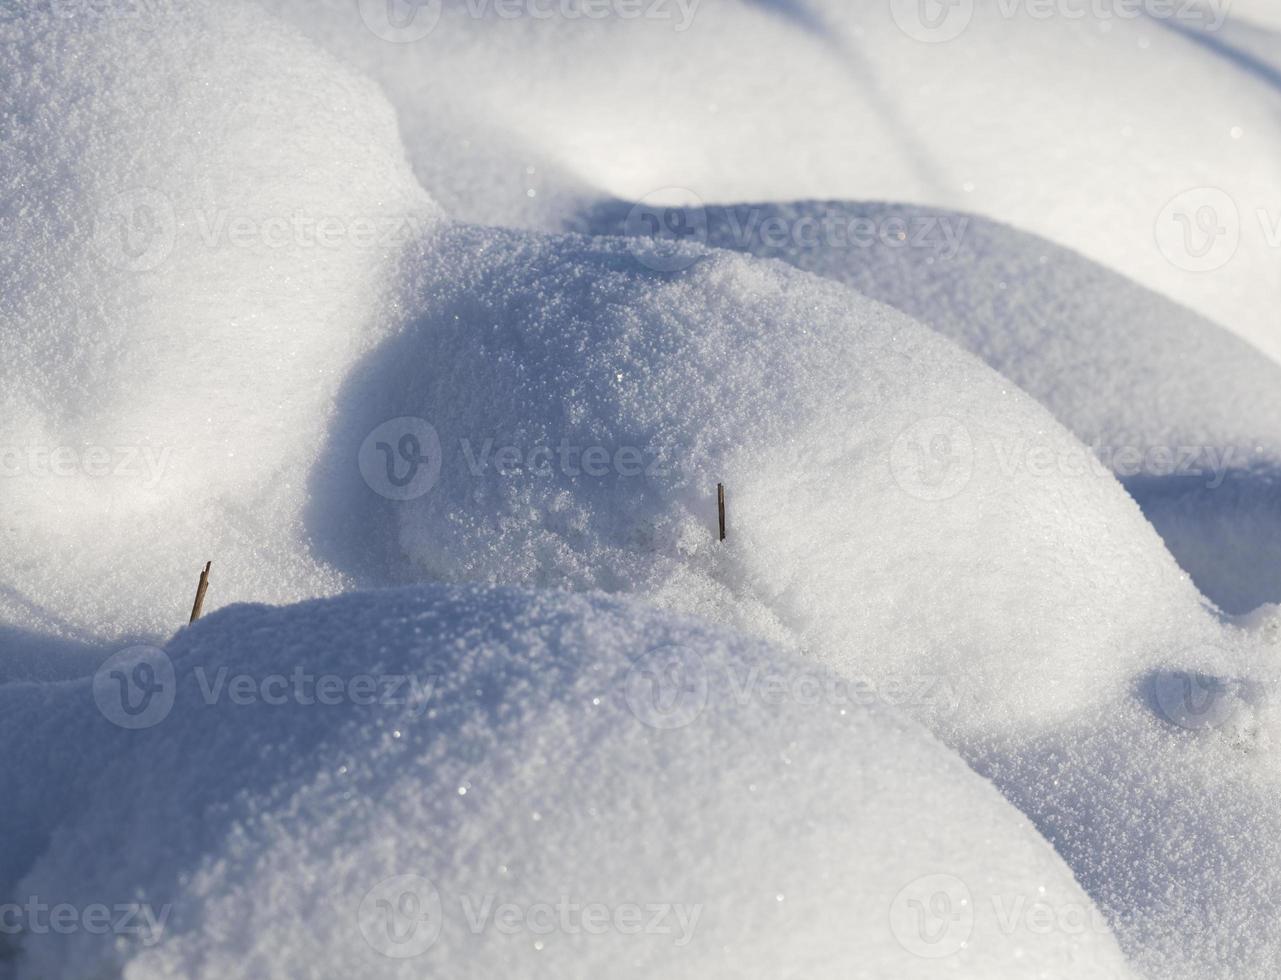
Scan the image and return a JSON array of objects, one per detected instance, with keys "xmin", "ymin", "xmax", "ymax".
[
  {"xmin": 589, "ymin": 198, "xmax": 1281, "ymax": 616},
  {"xmin": 4, "ymin": 1, "xmax": 1281, "ymax": 977},
  {"xmin": 261, "ymin": 0, "xmax": 1281, "ymax": 363},
  {"xmin": 0, "ymin": 0, "xmax": 439, "ymax": 640},
  {"xmin": 310, "ymin": 223, "xmax": 1281, "ymax": 975},
  {"xmin": 0, "ymin": 586, "xmax": 1137, "ymax": 978},
  {"xmin": 330, "ymin": 223, "xmax": 1222, "ymax": 745},
  {"xmin": 973, "ymin": 661, "xmax": 1281, "ymax": 980}
]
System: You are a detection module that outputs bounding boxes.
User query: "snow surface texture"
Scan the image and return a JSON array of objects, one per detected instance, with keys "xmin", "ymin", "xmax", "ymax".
[
  {"xmin": 260, "ymin": 0, "xmax": 1281, "ymax": 363},
  {"xmin": 588, "ymin": 198, "xmax": 1281, "ymax": 615},
  {"xmin": 0, "ymin": 0, "xmax": 439, "ymax": 641},
  {"xmin": 317, "ymin": 225, "xmax": 1281, "ymax": 977},
  {"xmin": 3, "ymin": 2, "xmax": 1281, "ymax": 977},
  {"xmin": 0, "ymin": 586, "xmax": 1138, "ymax": 979},
  {"xmin": 973, "ymin": 657, "xmax": 1281, "ymax": 980},
  {"xmin": 321, "ymin": 223, "xmax": 1228, "ymax": 745}
]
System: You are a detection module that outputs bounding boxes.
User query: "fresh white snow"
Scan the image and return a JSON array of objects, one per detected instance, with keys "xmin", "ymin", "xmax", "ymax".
[
  {"xmin": 263, "ymin": 0, "xmax": 1281, "ymax": 363},
  {"xmin": 2, "ymin": 0, "xmax": 1279, "ymax": 977},
  {"xmin": 589, "ymin": 198, "xmax": 1281, "ymax": 616},
  {"xmin": 0, "ymin": 586, "xmax": 1139, "ymax": 979},
  {"xmin": 0, "ymin": 0, "xmax": 437, "ymax": 639}
]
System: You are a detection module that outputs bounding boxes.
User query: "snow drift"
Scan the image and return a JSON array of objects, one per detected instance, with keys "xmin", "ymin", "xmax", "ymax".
[
  {"xmin": 3, "ymin": 4, "xmax": 1280, "ymax": 977},
  {"xmin": 973, "ymin": 636, "xmax": 1281, "ymax": 980},
  {"xmin": 311, "ymin": 225, "xmax": 1281, "ymax": 976},
  {"xmin": 260, "ymin": 0, "xmax": 1281, "ymax": 362},
  {"xmin": 0, "ymin": 586, "xmax": 1136, "ymax": 978},
  {"xmin": 588, "ymin": 198, "xmax": 1281, "ymax": 614},
  {"xmin": 0, "ymin": 0, "xmax": 438, "ymax": 641},
  {"xmin": 315, "ymin": 223, "xmax": 1227, "ymax": 745}
]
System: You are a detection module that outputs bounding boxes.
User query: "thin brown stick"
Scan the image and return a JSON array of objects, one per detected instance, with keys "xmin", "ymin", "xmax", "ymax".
[
  {"xmin": 189, "ymin": 561, "xmax": 212, "ymax": 623},
  {"xmin": 717, "ymin": 483, "xmax": 726, "ymax": 542}
]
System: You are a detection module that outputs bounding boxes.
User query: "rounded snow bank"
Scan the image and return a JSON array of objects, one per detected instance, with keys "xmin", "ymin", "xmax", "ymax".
[
  {"xmin": 317, "ymin": 226, "xmax": 1220, "ymax": 742},
  {"xmin": 589, "ymin": 198, "xmax": 1281, "ymax": 613},
  {"xmin": 1, "ymin": 586, "xmax": 1134, "ymax": 978},
  {"xmin": 263, "ymin": 0, "xmax": 1281, "ymax": 361},
  {"xmin": 0, "ymin": 0, "xmax": 439, "ymax": 639}
]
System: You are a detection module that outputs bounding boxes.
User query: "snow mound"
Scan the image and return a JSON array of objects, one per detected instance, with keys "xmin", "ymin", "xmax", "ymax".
[
  {"xmin": 0, "ymin": 586, "xmax": 1135, "ymax": 978},
  {"xmin": 588, "ymin": 198, "xmax": 1281, "ymax": 614},
  {"xmin": 260, "ymin": 0, "xmax": 1281, "ymax": 361},
  {"xmin": 313, "ymin": 224, "xmax": 1221, "ymax": 743},
  {"xmin": 0, "ymin": 0, "xmax": 439, "ymax": 641},
  {"xmin": 973, "ymin": 661, "xmax": 1281, "ymax": 980}
]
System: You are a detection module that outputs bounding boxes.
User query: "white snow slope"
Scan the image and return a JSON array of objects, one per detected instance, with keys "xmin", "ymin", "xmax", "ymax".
[
  {"xmin": 0, "ymin": 586, "xmax": 1138, "ymax": 979},
  {"xmin": 260, "ymin": 0, "xmax": 1281, "ymax": 363},
  {"xmin": 312, "ymin": 224, "xmax": 1281, "ymax": 977},
  {"xmin": 587, "ymin": 197, "xmax": 1281, "ymax": 615},
  {"xmin": 0, "ymin": 0, "xmax": 438, "ymax": 639},
  {"xmin": 3, "ymin": 1, "xmax": 1281, "ymax": 978},
  {"xmin": 324, "ymin": 223, "xmax": 1227, "ymax": 744}
]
